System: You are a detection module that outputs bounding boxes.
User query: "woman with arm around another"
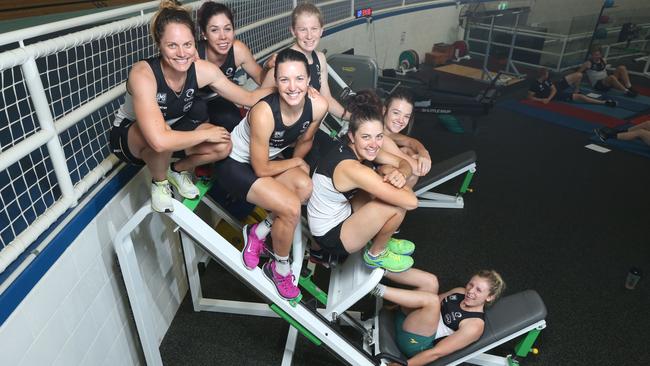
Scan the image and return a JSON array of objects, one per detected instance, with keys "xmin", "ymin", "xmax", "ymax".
[
  {"xmin": 214, "ymin": 48, "xmax": 328, "ymax": 300},
  {"xmin": 108, "ymin": 0, "xmax": 271, "ymax": 212},
  {"xmin": 196, "ymin": 1, "xmax": 269, "ymax": 132},
  {"xmin": 379, "ymin": 90, "xmax": 432, "ymax": 187},
  {"xmin": 307, "ymin": 90, "xmax": 418, "ymax": 273}
]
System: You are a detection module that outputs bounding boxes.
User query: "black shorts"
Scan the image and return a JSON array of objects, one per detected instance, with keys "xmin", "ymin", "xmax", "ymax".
[
  {"xmin": 594, "ymin": 79, "xmax": 611, "ymax": 92},
  {"xmin": 553, "ymin": 78, "xmax": 573, "ymax": 101},
  {"xmin": 312, "ymin": 219, "xmax": 350, "ymax": 256},
  {"xmin": 109, "ymin": 100, "xmax": 209, "ymax": 166},
  {"xmin": 206, "ymin": 97, "xmax": 244, "ymax": 133},
  {"xmin": 213, "ymin": 157, "xmax": 259, "ymax": 200}
]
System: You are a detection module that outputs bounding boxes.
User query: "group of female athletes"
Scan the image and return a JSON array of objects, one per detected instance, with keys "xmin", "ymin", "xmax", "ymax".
[{"xmin": 108, "ymin": 2, "xmax": 505, "ymax": 364}]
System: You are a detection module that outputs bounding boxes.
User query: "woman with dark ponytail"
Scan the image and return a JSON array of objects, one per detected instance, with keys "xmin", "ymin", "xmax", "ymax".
[
  {"xmin": 109, "ymin": 0, "xmax": 272, "ymax": 213},
  {"xmin": 306, "ymin": 90, "xmax": 418, "ymax": 273},
  {"xmin": 196, "ymin": 1, "xmax": 269, "ymax": 132}
]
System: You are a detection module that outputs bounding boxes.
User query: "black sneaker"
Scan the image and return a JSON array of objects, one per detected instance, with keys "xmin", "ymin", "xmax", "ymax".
[
  {"xmin": 625, "ymin": 89, "xmax": 638, "ymax": 98},
  {"xmin": 308, "ymin": 248, "xmax": 339, "ymax": 268},
  {"xmin": 594, "ymin": 128, "xmax": 608, "ymax": 142},
  {"xmin": 605, "ymin": 99, "xmax": 618, "ymax": 107}
]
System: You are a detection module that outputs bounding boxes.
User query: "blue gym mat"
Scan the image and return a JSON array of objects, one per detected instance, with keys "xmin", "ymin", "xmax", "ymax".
[
  {"xmin": 563, "ymin": 101, "xmax": 637, "ymax": 119},
  {"xmin": 499, "ymin": 99, "xmax": 601, "ymax": 133},
  {"xmin": 500, "ymin": 99, "xmax": 650, "ymax": 159}
]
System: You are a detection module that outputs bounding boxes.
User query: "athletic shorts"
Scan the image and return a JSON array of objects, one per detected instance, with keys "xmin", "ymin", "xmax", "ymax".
[
  {"xmin": 394, "ymin": 309, "xmax": 437, "ymax": 358},
  {"xmin": 594, "ymin": 79, "xmax": 611, "ymax": 92},
  {"xmin": 312, "ymin": 217, "xmax": 350, "ymax": 256},
  {"xmin": 109, "ymin": 100, "xmax": 209, "ymax": 165},
  {"xmin": 213, "ymin": 157, "xmax": 259, "ymax": 200},
  {"xmin": 206, "ymin": 96, "xmax": 244, "ymax": 133}
]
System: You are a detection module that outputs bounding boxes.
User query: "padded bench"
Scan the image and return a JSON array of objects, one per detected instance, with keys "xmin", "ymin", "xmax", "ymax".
[
  {"xmin": 413, "ymin": 150, "xmax": 477, "ymax": 209},
  {"xmin": 376, "ymin": 290, "xmax": 547, "ymax": 366}
]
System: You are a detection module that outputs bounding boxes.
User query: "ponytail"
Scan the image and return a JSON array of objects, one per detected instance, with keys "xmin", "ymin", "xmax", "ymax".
[
  {"xmin": 345, "ymin": 89, "xmax": 383, "ymax": 134},
  {"xmin": 151, "ymin": 0, "xmax": 194, "ymax": 45}
]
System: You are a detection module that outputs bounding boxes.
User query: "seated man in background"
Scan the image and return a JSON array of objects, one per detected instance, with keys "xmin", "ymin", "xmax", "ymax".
[
  {"xmin": 528, "ymin": 67, "xmax": 617, "ymax": 107},
  {"xmin": 579, "ymin": 47, "xmax": 637, "ymax": 97}
]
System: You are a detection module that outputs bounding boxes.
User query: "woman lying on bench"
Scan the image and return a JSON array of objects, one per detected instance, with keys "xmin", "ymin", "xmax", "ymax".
[
  {"xmin": 307, "ymin": 90, "xmax": 418, "ymax": 273},
  {"xmin": 379, "ymin": 90, "xmax": 432, "ymax": 187},
  {"xmin": 374, "ymin": 269, "xmax": 505, "ymax": 365}
]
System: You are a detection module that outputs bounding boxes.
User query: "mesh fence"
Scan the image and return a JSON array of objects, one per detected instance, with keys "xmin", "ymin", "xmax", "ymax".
[
  {"xmin": 0, "ymin": 147, "xmax": 60, "ymax": 249},
  {"xmin": 0, "ymin": 67, "xmax": 40, "ymax": 150}
]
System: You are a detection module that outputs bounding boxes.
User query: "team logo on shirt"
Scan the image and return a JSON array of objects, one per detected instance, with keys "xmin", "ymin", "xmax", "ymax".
[
  {"xmin": 183, "ymin": 102, "xmax": 193, "ymax": 112},
  {"xmin": 273, "ymin": 130, "xmax": 285, "ymax": 138},
  {"xmin": 156, "ymin": 92, "xmax": 167, "ymax": 104},
  {"xmin": 184, "ymin": 88, "xmax": 195, "ymax": 102},
  {"xmin": 300, "ymin": 121, "xmax": 310, "ymax": 132},
  {"xmin": 225, "ymin": 67, "xmax": 234, "ymax": 77}
]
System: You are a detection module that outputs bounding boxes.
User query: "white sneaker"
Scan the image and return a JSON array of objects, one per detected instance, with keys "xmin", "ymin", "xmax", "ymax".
[
  {"xmin": 167, "ymin": 168, "xmax": 199, "ymax": 199},
  {"xmin": 151, "ymin": 180, "xmax": 173, "ymax": 213}
]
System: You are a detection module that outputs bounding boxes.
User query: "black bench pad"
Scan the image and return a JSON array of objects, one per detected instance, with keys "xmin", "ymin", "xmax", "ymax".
[{"xmin": 413, "ymin": 151, "xmax": 477, "ymax": 193}]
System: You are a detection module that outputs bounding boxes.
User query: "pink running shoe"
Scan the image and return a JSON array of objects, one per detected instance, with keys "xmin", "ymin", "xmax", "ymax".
[
  {"xmin": 263, "ymin": 260, "xmax": 301, "ymax": 300},
  {"xmin": 242, "ymin": 223, "xmax": 265, "ymax": 269}
]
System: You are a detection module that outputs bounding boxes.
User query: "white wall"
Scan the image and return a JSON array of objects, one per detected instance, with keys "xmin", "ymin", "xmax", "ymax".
[
  {"xmin": 320, "ymin": 4, "xmax": 462, "ymax": 70},
  {"xmin": 0, "ymin": 168, "xmax": 187, "ymax": 366}
]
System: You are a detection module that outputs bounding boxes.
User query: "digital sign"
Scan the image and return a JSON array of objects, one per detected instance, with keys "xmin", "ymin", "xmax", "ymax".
[{"xmin": 355, "ymin": 8, "xmax": 372, "ymax": 18}]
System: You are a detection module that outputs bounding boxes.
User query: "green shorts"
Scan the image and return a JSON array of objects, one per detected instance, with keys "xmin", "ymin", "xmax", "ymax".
[{"xmin": 394, "ymin": 309, "xmax": 437, "ymax": 358}]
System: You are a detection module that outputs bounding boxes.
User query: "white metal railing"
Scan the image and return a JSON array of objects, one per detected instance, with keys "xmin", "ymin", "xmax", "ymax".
[{"xmin": 466, "ymin": 19, "xmax": 650, "ymax": 72}]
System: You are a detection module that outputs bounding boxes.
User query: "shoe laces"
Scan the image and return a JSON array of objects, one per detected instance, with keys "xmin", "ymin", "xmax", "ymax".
[
  {"xmin": 154, "ymin": 181, "xmax": 172, "ymax": 195},
  {"xmin": 179, "ymin": 171, "xmax": 194, "ymax": 186},
  {"xmin": 273, "ymin": 268, "xmax": 296, "ymax": 289}
]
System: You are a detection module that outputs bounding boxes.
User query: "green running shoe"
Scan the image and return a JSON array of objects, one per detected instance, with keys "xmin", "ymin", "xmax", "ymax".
[
  {"xmin": 387, "ymin": 237, "xmax": 415, "ymax": 256},
  {"xmin": 363, "ymin": 249, "xmax": 414, "ymax": 273}
]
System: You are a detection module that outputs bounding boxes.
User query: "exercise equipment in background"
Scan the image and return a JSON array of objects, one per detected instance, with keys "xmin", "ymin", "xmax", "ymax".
[
  {"xmin": 398, "ymin": 49, "xmax": 419, "ymax": 73},
  {"xmin": 586, "ymin": 0, "xmax": 616, "ymax": 59}
]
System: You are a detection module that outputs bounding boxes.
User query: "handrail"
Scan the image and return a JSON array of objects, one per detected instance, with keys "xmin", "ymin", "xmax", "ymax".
[{"xmin": 0, "ymin": 1, "xmax": 160, "ymax": 47}]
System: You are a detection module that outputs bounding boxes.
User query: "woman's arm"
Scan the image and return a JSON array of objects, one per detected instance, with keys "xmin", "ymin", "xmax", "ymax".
[
  {"xmin": 249, "ymin": 102, "xmax": 306, "ymax": 177},
  {"xmin": 129, "ymin": 62, "xmax": 224, "ymax": 152},
  {"xmin": 234, "ymin": 40, "xmax": 265, "ymax": 85},
  {"xmin": 317, "ymin": 52, "xmax": 351, "ymax": 120},
  {"xmin": 390, "ymin": 133, "xmax": 431, "ymax": 175},
  {"xmin": 381, "ymin": 135, "xmax": 420, "ymax": 176},
  {"xmin": 337, "ymin": 160, "xmax": 417, "ymax": 210},
  {"xmin": 407, "ymin": 319, "xmax": 484, "ymax": 366},
  {"xmin": 292, "ymin": 94, "xmax": 329, "ymax": 159},
  {"xmin": 375, "ymin": 148, "xmax": 413, "ymax": 188},
  {"xmin": 196, "ymin": 59, "xmax": 273, "ymax": 107}
]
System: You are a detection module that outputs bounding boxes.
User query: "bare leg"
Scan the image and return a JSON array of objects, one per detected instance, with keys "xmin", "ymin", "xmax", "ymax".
[
  {"xmin": 127, "ymin": 123, "xmax": 171, "ymax": 181},
  {"xmin": 247, "ymin": 177, "xmax": 302, "ymax": 257},
  {"xmin": 384, "ymin": 286, "xmax": 440, "ymax": 336},
  {"xmin": 174, "ymin": 124, "xmax": 231, "ymax": 171},
  {"xmin": 274, "ymin": 166, "xmax": 313, "ymax": 203},
  {"xmin": 603, "ymin": 75, "xmax": 628, "ymax": 92},
  {"xmin": 563, "ymin": 72, "xmax": 584, "ymax": 93},
  {"xmin": 617, "ymin": 129, "xmax": 650, "ymax": 145},
  {"xmin": 572, "ymin": 93, "xmax": 606, "ymax": 105},
  {"xmin": 384, "ymin": 268, "xmax": 439, "ymax": 294},
  {"xmin": 614, "ymin": 65, "xmax": 632, "ymax": 88},
  {"xmin": 340, "ymin": 195, "xmax": 406, "ymax": 255}
]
